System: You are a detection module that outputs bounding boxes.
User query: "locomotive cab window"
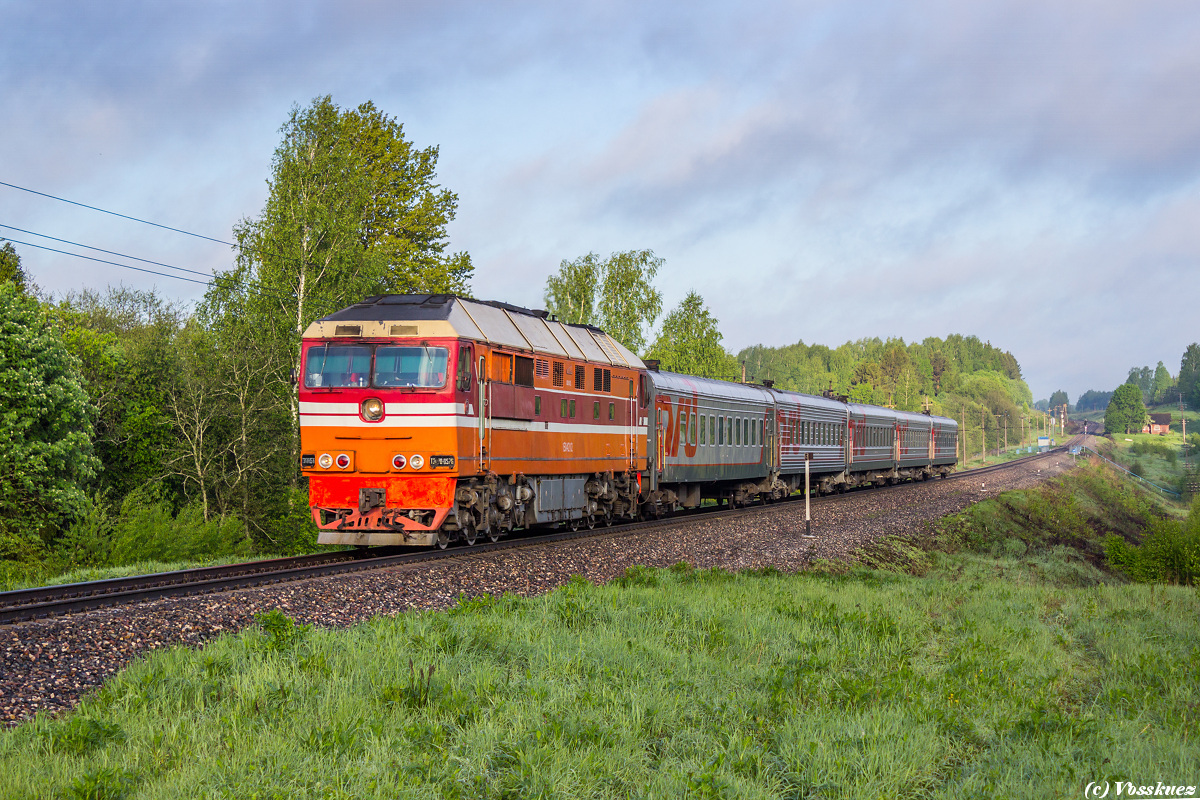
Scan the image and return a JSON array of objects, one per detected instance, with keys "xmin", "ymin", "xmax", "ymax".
[
  {"xmin": 372, "ymin": 346, "xmax": 449, "ymax": 388},
  {"xmin": 456, "ymin": 346, "xmax": 473, "ymax": 392},
  {"xmin": 305, "ymin": 344, "xmax": 374, "ymax": 388}
]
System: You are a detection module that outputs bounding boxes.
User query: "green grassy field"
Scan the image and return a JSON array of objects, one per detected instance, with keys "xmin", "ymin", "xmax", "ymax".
[{"xmin": 3, "ymin": 467, "xmax": 1198, "ymax": 799}]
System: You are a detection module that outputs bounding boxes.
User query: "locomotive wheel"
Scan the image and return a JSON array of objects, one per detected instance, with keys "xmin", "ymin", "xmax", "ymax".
[
  {"xmin": 436, "ymin": 530, "xmax": 450, "ymax": 550},
  {"xmin": 586, "ymin": 514, "xmax": 596, "ymax": 530},
  {"xmin": 488, "ymin": 528, "xmax": 500, "ymax": 543},
  {"xmin": 463, "ymin": 523, "xmax": 478, "ymax": 546},
  {"xmin": 570, "ymin": 517, "xmax": 581, "ymax": 531},
  {"xmin": 604, "ymin": 510, "xmax": 614, "ymax": 527}
]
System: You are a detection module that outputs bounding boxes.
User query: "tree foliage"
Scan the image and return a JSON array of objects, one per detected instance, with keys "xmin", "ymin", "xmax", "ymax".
[
  {"xmin": 0, "ymin": 240, "xmax": 27, "ymax": 294},
  {"xmin": 0, "ymin": 284, "xmax": 98, "ymax": 537},
  {"xmin": 1180, "ymin": 344, "xmax": 1200, "ymax": 408},
  {"xmin": 231, "ymin": 95, "xmax": 472, "ymax": 350},
  {"xmin": 1048, "ymin": 390, "xmax": 1069, "ymax": 410},
  {"xmin": 543, "ymin": 250, "xmax": 663, "ymax": 353},
  {"xmin": 1105, "ymin": 383, "xmax": 1147, "ymax": 435},
  {"xmin": 644, "ymin": 291, "xmax": 738, "ymax": 380}
]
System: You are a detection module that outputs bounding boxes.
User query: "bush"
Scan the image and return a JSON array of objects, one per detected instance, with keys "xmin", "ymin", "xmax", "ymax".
[
  {"xmin": 56, "ymin": 485, "xmax": 249, "ymax": 568},
  {"xmin": 1104, "ymin": 496, "xmax": 1200, "ymax": 585}
]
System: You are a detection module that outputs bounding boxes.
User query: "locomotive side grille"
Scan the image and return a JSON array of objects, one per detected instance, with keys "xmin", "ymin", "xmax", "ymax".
[
  {"xmin": 574, "ymin": 365, "xmax": 585, "ymax": 389},
  {"xmin": 593, "ymin": 367, "xmax": 603, "ymax": 392},
  {"xmin": 535, "ymin": 358, "xmax": 550, "ymax": 378},
  {"xmin": 552, "ymin": 361, "xmax": 564, "ymax": 387},
  {"xmin": 603, "ymin": 369, "xmax": 611, "ymax": 393}
]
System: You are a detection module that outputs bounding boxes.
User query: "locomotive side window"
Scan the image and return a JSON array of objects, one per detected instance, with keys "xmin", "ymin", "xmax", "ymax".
[
  {"xmin": 372, "ymin": 346, "xmax": 449, "ymax": 388},
  {"xmin": 736, "ymin": 419, "xmax": 742, "ymax": 446},
  {"xmin": 710, "ymin": 416, "xmax": 715, "ymax": 445},
  {"xmin": 609, "ymin": 402, "xmax": 615, "ymax": 421},
  {"xmin": 535, "ymin": 396, "xmax": 542, "ymax": 416},
  {"xmin": 593, "ymin": 401, "xmax": 600, "ymax": 420},
  {"xmin": 561, "ymin": 399, "xmax": 569, "ymax": 418},
  {"xmin": 689, "ymin": 413, "xmax": 696, "ymax": 445},
  {"xmin": 700, "ymin": 415, "xmax": 706, "ymax": 444},
  {"xmin": 305, "ymin": 344, "xmax": 373, "ymax": 388},
  {"xmin": 456, "ymin": 346, "xmax": 473, "ymax": 392},
  {"xmin": 569, "ymin": 399, "xmax": 576, "ymax": 418},
  {"xmin": 491, "ymin": 353, "xmax": 513, "ymax": 384},
  {"xmin": 727, "ymin": 417, "xmax": 733, "ymax": 446},
  {"xmin": 515, "ymin": 356, "xmax": 535, "ymax": 387},
  {"xmin": 717, "ymin": 416, "xmax": 724, "ymax": 445}
]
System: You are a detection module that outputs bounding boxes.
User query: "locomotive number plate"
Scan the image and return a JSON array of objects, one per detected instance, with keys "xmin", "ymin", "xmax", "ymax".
[
  {"xmin": 430, "ymin": 455, "xmax": 455, "ymax": 468},
  {"xmin": 301, "ymin": 454, "xmax": 316, "ymax": 468}
]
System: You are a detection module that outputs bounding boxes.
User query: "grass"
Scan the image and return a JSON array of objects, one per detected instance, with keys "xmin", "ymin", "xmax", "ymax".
[
  {"xmin": 0, "ymin": 555, "xmax": 307, "ymax": 594},
  {"xmin": 3, "ymin": 463, "xmax": 1198, "ymax": 798},
  {"xmin": 1096, "ymin": 431, "xmax": 1197, "ymax": 495}
]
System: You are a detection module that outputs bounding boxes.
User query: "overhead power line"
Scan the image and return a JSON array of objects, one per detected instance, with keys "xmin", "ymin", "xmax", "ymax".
[
  {"xmin": 0, "ymin": 223, "xmax": 214, "ymax": 279},
  {"xmin": 0, "ymin": 180, "xmax": 235, "ymax": 247},
  {"xmin": 1, "ymin": 239, "xmax": 212, "ymax": 286}
]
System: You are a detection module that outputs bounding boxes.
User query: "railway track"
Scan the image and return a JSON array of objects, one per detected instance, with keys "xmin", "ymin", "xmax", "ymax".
[{"xmin": 0, "ymin": 440, "xmax": 1078, "ymax": 626}]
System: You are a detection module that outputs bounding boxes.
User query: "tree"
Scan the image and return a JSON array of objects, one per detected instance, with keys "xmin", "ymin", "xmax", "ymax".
[
  {"xmin": 542, "ymin": 249, "xmax": 663, "ymax": 353},
  {"xmin": 1049, "ymin": 390, "xmax": 1069, "ymax": 410},
  {"xmin": 1105, "ymin": 383, "xmax": 1147, "ymax": 435},
  {"xmin": 1152, "ymin": 361, "xmax": 1173, "ymax": 404},
  {"xmin": 930, "ymin": 351, "xmax": 949, "ymax": 395},
  {"xmin": 1180, "ymin": 344, "xmax": 1200, "ymax": 407},
  {"xmin": 644, "ymin": 291, "xmax": 739, "ymax": 380},
  {"xmin": 0, "ymin": 283, "xmax": 98, "ymax": 538},
  {"xmin": 0, "ymin": 241, "xmax": 26, "ymax": 293},
  {"xmin": 345, "ymin": 101, "xmax": 472, "ymax": 294},
  {"xmin": 543, "ymin": 253, "xmax": 601, "ymax": 325}
]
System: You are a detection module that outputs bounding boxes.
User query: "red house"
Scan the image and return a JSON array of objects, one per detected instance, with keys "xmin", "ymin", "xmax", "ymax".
[{"xmin": 1142, "ymin": 413, "xmax": 1172, "ymax": 435}]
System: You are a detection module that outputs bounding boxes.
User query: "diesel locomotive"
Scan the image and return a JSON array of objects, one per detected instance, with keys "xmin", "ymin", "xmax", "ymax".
[{"xmin": 299, "ymin": 294, "xmax": 959, "ymax": 548}]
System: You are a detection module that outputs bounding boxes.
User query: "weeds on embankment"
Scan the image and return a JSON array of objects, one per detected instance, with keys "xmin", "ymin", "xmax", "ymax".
[{"xmin": 3, "ymin": 552, "xmax": 1198, "ymax": 798}]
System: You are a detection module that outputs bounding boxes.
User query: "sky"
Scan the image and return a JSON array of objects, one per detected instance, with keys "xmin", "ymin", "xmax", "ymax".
[{"xmin": 2, "ymin": 0, "xmax": 1198, "ymax": 403}]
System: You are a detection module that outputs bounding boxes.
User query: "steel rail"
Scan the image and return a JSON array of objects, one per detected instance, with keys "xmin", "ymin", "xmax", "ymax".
[{"xmin": 0, "ymin": 441, "xmax": 1077, "ymax": 626}]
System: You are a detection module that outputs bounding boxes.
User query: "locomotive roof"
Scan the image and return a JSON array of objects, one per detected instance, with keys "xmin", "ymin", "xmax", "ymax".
[{"xmin": 303, "ymin": 294, "xmax": 644, "ymax": 369}]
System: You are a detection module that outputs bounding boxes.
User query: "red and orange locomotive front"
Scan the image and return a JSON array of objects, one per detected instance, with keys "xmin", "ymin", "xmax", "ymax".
[{"xmin": 299, "ymin": 294, "xmax": 648, "ymax": 548}]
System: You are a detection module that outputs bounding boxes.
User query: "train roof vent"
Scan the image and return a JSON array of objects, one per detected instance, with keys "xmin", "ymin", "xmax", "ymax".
[
  {"xmin": 334, "ymin": 325, "xmax": 362, "ymax": 337},
  {"xmin": 390, "ymin": 324, "xmax": 419, "ymax": 336}
]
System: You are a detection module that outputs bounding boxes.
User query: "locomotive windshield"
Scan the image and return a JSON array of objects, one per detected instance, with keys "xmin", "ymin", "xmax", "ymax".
[
  {"xmin": 304, "ymin": 344, "xmax": 449, "ymax": 388},
  {"xmin": 373, "ymin": 346, "xmax": 448, "ymax": 388},
  {"xmin": 304, "ymin": 344, "xmax": 372, "ymax": 388}
]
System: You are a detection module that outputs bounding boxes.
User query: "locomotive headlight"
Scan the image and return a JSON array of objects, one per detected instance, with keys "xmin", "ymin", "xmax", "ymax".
[
  {"xmin": 335, "ymin": 453, "xmax": 351, "ymax": 469},
  {"xmin": 392, "ymin": 454, "xmax": 407, "ymax": 470},
  {"xmin": 361, "ymin": 398, "xmax": 384, "ymax": 421},
  {"xmin": 318, "ymin": 453, "xmax": 333, "ymax": 469},
  {"xmin": 408, "ymin": 454, "xmax": 424, "ymax": 470}
]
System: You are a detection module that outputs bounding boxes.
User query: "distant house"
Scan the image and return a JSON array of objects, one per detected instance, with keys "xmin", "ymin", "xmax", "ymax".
[{"xmin": 1142, "ymin": 413, "xmax": 1172, "ymax": 435}]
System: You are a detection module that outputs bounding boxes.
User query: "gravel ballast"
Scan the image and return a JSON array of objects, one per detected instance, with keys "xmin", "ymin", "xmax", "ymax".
[{"xmin": 1, "ymin": 451, "xmax": 1079, "ymax": 726}]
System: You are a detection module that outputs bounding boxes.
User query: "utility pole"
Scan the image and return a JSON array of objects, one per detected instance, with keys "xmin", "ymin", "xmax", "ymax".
[
  {"xmin": 961, "ymin": 405, "xmax": 966, "ymax": 462},
  {"xmin": 981, "ymin": 408, "xmax": 986, "ymax": 461},
  {"xmin": 1003, "ymin": 414, "xmax": 1008, "ymax": 454}
]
